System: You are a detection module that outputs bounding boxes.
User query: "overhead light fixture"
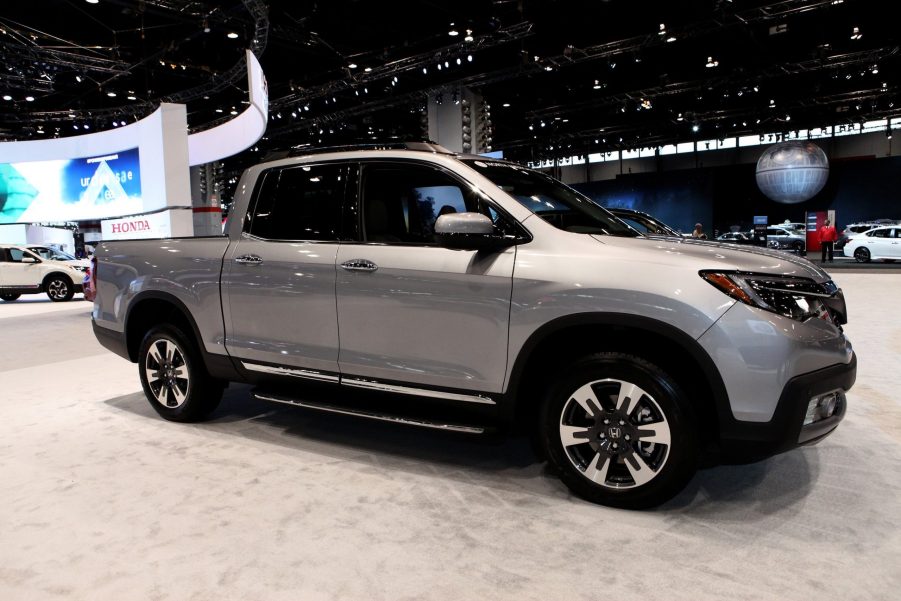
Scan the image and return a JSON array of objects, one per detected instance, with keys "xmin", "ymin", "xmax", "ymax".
[
  {"xmin": 502, "ymin": 103, "xmax": 510, "ymax": 107},
  {"xmin": 464, "ymin": 29, "xmax": 474, "ymax": 42},
  {"xmin": 850, "ymin": 26, "xmax": 861, "ymax": 40},
  {"xmin": 692, "ymin": 124, "xmax": 699, "ymax": 132},
  {"xmin": 785, "ymin": 114, "xmax": 791, "ymax": 121},
  {"xmin": 25, "ymin": 96, "xmax": 34, "ymax": 102},
  {"xmin": 706, "ymin": 56, "xmax": 719, "ymax": 68},
  {"xmin": 107, "ymin": 91, "xmax": 116, "ymax": 97},
  {"xmin": 215, "ymin": 108, "xmax": 223, "ymax": 113},
  {"xmin": 348, "ymin": 62, "xmax": 357, "ymax": 69},
  {"xmin": 769, "ymin": 99, "xmax": 776, "ymax": 107},
  {"xmin": 593, "ymin": 79, "xmax": 602, "ymax": 90},
  {"xmin": 86, "ymin": 0, "xmax": 99, "ymax": 4},
  {"xmin": 448, "ymin": 23, "xmax": 459, "ymax": 36},
  {"xmin": 203, "ymin": 19, "xmax": 210, "ymax": 33},
  {"xmin": 75, "ymin": 75, "xmax": 82, "ymax": 82},
  {"xmin": 871, "ymin": 64, "xmax": 879, "ymax": 74},
  {"xmin": 2, "ymin": 95, "xmax": 12, "ymax": 101},
  {"xmin": 456, "ymin": 57, "xmax": 462, "ymax": 65},
  {"xmin": 127, "ymin": 95, "xmax": 136, "ymax": 100},
  {"xmin": 666, "ymin": 35, "xmax": 677, "ymax": 43},
  {"xmin": 422, "ymin": 67, "xmax": 427, "ymax": 74},
  {"xmin": 364, "ymin": 67, "xmax": 372, "ymax": 72},
  {"xmin": 467, "ymin": 54, "xmax": 473, "ymax": 62},
  {"xmin": 658, "ymin": 23, "xmax": 666, "ymax": 35},
  {"xmin": 676, "ymin": 113, "xmax": 684, "ymax": 121},
  {"xmin": 227, "ymin": 32, "xmax": 239, "ymax": 39},
  {"xmin": 84, "ymin": 123, "xmax": 90, "ymax": 129},
  {"xmin": 230, "ymin": 110, "xmax": 238, "ymax": 115}
]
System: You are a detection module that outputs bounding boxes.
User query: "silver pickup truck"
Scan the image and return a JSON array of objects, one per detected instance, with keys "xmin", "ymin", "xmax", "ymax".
[{"xmin": 92, "ymin": 144, "xmax": 856, "ymax": 508}]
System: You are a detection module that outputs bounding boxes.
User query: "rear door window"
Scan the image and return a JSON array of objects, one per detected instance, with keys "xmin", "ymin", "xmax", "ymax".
[{"xmin": 245, "ymin": 163, "xmax": 346, "ymax": 241}]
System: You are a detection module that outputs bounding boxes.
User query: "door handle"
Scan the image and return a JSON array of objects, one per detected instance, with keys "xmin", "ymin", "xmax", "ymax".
[
  {"xmin": 235, "ymin": 254, "xmax": 263, "ymax": 265},
  {"xmin": 340, "ymin": 259, "xmax": 378, "ymax": 272}
]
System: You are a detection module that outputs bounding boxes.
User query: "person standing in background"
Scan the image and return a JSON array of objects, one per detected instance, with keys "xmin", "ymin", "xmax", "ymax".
[
  {"xmin": 691, "ymin": 223, "xmax": 707, "ymax": 239},
  {"xmin": 819, "ymin": 219, "xmax": 838, "ymax": 262}
]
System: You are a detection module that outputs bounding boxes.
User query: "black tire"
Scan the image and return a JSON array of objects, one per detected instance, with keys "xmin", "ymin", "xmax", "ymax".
[
  {"xmin": 540, "ymin": 353, "xmax": 698, "ymax": 509},
  {"xmin": 45, "ymin": 275, "xmax": 74, "ymax": 302},
  {"xmin": 138, "ymin": 324, "xmax": 224, "ymax": 422},
  {"xmin": 853, "ymin": 247, "xmax": 871, "ymax": 263},
  {"xmin": 0, "ymin": 294, "xmax": 21, "ymax": 301}
]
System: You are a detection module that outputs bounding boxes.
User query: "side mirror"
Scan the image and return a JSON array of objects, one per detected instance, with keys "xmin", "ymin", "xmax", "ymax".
[
  {"xmin": 435, "ymin": 212, "xmax": 513, "ymax": 251},
  {"xmin": 21, "ymin": 256, "xmax": 39, "ymax": 264}
]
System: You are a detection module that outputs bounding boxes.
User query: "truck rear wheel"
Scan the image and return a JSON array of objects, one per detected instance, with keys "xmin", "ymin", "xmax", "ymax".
[
  {"xmin": 138, "ymin": 324, "xmax": 224, "ymax": 422},
  {"xmin": 540, "ymin": 352, "xmax": 699, "ymax": 509}
]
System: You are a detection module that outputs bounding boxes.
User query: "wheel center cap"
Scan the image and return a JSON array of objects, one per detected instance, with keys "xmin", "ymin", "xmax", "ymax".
[{"xmin": 607, "ymin": 426, "xmax": 622, "ymax": 440}]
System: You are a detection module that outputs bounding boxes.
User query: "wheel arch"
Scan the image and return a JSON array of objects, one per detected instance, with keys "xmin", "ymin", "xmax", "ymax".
[
  {"xmin": 42, "ymin": 271, "xmax": 74, "ymax": 290},
  {"xmin": 505, "ymin": 313, "xmax": 730, "ymax": 448},
  {"xmin": 124, "ymin": 291, "xmax": 241, "ymax": 381}
]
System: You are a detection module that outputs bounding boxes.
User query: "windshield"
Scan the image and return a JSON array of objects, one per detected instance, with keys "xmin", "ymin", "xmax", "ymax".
[
  {"xmin": 28, "ymin": 247, "xmax": 76, "ymax": 261},
  {"xmin": 463, "ymin": 159, "xmax": 638, "ymax": 236}
]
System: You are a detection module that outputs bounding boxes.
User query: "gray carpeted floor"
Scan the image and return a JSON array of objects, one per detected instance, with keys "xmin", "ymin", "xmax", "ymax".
[{"xmin": 1, "ymin": 274, "xmax": 899, "ymax": 600}]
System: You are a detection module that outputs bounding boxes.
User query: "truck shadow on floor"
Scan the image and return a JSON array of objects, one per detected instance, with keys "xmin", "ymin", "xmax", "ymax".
[{"xmin": 104, "ymin": 384, "xmax": 818, "ymax": 518}]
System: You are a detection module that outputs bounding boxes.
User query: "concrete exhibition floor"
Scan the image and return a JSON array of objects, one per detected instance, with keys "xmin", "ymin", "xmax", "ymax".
[{"xmin": 1, "ymin": 273, "xmax": 899, "ymax": 601}]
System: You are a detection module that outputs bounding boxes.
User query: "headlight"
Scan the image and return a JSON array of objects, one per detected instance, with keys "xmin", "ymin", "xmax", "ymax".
[
  {"xmin": 700, "ymin": 271, "xmax": 840, "ymax": 323},
  {"xmin": 72, "ymin": 265, "xmax": 88, "ymax": 272}
]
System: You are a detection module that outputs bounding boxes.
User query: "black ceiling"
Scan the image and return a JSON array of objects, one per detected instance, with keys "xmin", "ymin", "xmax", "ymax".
[{"xmin": 1, "ymin": 0, "xmax": 899, "ymax": 168}]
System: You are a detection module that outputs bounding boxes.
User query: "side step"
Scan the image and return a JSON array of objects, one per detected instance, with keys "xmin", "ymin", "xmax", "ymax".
[{"xmin": 252, "ymin": 390, "xmax": 487, "ymax": 434}]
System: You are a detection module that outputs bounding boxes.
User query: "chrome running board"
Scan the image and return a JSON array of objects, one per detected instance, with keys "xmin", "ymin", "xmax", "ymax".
[{"xmin": 253, "ymin": 392, "xmax": 486, "ymax": 434}]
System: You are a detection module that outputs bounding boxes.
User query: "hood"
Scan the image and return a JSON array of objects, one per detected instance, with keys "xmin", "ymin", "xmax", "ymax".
[
  {"xmin": 48, "ymin": 258, "xmax": 90, "ymax": 269},
  {"xmin": 591, "ymin": 234, "xmax": 832, "ymax": 282}
]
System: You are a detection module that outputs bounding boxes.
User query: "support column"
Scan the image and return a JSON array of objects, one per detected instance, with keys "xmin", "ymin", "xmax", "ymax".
[
  {"xmin": 189, "ymin": 162, "xmax": 224, "ymax": 236},
  {"xmin": 426, "ymin": 87, "xmax": 493, "ymax": 154}
]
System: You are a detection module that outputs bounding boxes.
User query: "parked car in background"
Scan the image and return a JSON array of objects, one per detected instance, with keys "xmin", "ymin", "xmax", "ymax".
[
  {"xmin": 766, "ymin": 226, "xmax": 806, "ymax": 252},
  {"xmin": 715, "ymin": 232, "xmax": 753, "ymax": 244},
  {"xmin": 607, "ymin": 208, "xmax": 684, "ymax": 238},
  {"xmin": 843, "ymin": 226, "xmax": 901, "ymax": 262},
  {"xmin": 0, "ymin": 244, "xmax": 86, "ymax": 301}
]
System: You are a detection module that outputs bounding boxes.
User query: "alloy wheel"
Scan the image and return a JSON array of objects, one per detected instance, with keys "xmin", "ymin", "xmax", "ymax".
[
  {"xmin": 854, "ymin": 247, "xmax": 870, "ymax": 263},
  {"xmin": 558, "ymin": 378, "xmax": 671, "ymax": 489},
  {"xmin": 144, "ymin": 338, "xmax": 190, "ymax": 408},
  {"xmin": 47, "ymin": 279, "xmax": 69, "ymax": 300}
]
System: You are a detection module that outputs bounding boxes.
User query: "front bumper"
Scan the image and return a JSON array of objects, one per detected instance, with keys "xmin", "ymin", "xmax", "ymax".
[{"xmin": 717, "ymin": 353, "xmax": 856, "ymax": 462}]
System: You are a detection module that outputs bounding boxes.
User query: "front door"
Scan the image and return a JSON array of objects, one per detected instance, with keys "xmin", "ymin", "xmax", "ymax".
[
  {"xmin": 222, "ymin": 162, "xmax": 348, "ymax": 377},
  {"xmin": 1, "ymin": 247, "xmax": 43, "ymax": 289},
  {"xmin": 335, "ymin": 161, "xmax": 517, "ymax": 394}
]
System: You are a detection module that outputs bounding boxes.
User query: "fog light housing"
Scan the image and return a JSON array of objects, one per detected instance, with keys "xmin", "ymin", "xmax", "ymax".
[{"xmin": 804, "ymin": 390, "xmax": 844, "ymax": 425}]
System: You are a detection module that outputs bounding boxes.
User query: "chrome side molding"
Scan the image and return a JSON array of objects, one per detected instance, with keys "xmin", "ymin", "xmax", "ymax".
[
  {"xmin": 241, "ymin": 362, "xmax": 496, "ymax": 405},
  {"xmin": 341, "ymin": 377, "xmax": 496, "ymax": 405},
  {"xmin": 241, "ymin": 361, "xmax": 340, "ymax": 383}
]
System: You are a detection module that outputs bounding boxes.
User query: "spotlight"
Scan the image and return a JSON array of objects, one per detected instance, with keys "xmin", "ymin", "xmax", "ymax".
[
  {"xmin": 227, "ymin": 32, "xmax": 239, "ymax": 39},
  {"xmin": 658, "ymin": 23, "xmax": 666, "ymax": 35},
  {"xmin": 448, "ymin": 23, "xmax": 459, "ymax": 36},
  {"xmin": 666, "ymin": 36, "xmax": 677, "ymax": 43},
  {"xmin": 467, "ymin": 54, "xmax": 473, "ymax": 62},
  {"xmin": 127, "ymin": 95, "xmax": 136, "ymax": 100},
  {"xmin": 364, "ymin": 67, "xmax": 372, "ymax": 72},
  {"xmin": 107, "ymin": 91, "xmax": 116, "ymax": 97},
  {"xmin": 75, "ymin": 75, "xmax": 82, "ymax": 82},
  {"xmin": 25, "ymin": 96, "xmax": 34, "ymax": 102},
  {"xmin": 692, "ymin": 124, "xmax": 699, "ymax": 132},
  {"xmin": 502, "ymin": 103, "xmax": 510, "ymax": 107},
  {"xmin": 423, "ymin": 67, "xmax": 427, "ymax": 74},
  {"xmin": 464, "ymin": 29, "xmax": 474, "ymax": 42},
  {"xmin": 348, "ymin": 62, "xmax": 357, "ymax": 69},
  {"xmin": 850, "ymin": 26, "xmax": 861, "ymax": 40},
  {"xmin": 3, "ymin": 95, "xmax": 12, "ymax": 101},
  {"xmin": 457, "ymin": 57, "xmax": 461, "ymax": 65},
  {"xmin": 706, "ymin": 56, "xmax": 719, "ymax": 68},
  {"xmin": 871, "ymin": 65, "xmax": 879, "ymax": 74}
]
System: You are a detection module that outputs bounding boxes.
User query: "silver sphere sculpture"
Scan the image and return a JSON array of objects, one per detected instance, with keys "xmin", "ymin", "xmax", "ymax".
[{"xmin": 755, "ymin": 141, "xmax": 829, "ymax": 204}]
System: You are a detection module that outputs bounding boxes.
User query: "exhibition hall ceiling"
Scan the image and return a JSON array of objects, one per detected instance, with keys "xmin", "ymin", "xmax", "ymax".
[{"xmin": 1, "ymin": 0, "xmax": 899, "ymax": 164}]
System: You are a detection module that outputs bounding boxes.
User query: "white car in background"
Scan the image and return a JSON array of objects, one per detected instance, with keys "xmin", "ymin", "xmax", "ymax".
[
  {"xmin": 0, "ymin": 244, "xmax": 87, "ymax": 302},
  {"xmin": 843, "ymin": 226, "xmax": 901, "ymax": 262}
]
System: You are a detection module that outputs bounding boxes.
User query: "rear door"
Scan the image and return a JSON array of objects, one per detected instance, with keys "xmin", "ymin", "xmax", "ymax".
[
  {"xmin": 889, "ymin": 228, "xmax": 901, "ymax": 258},
  {"xmin": 335, "ymin": 160, "xmax": 518, "ymax": 395},
  {"xmin": 222, "ymin": 162, "xmax": 348, "ymax": 379}
]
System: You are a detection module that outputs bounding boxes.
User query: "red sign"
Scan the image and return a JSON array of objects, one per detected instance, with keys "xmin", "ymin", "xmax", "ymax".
[{"xmin": 110, "ymin": 219, "xmax": 151, "ymax": 234}]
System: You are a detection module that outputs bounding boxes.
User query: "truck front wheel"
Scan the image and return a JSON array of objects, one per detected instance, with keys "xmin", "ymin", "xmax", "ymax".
[
  {"xmin": 138, "ymin": 324, "xmax": 224, "ymax": 422},
  {"xmin": 540, "ymin": 352, "xmax": 699, "ymax": 509}
]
